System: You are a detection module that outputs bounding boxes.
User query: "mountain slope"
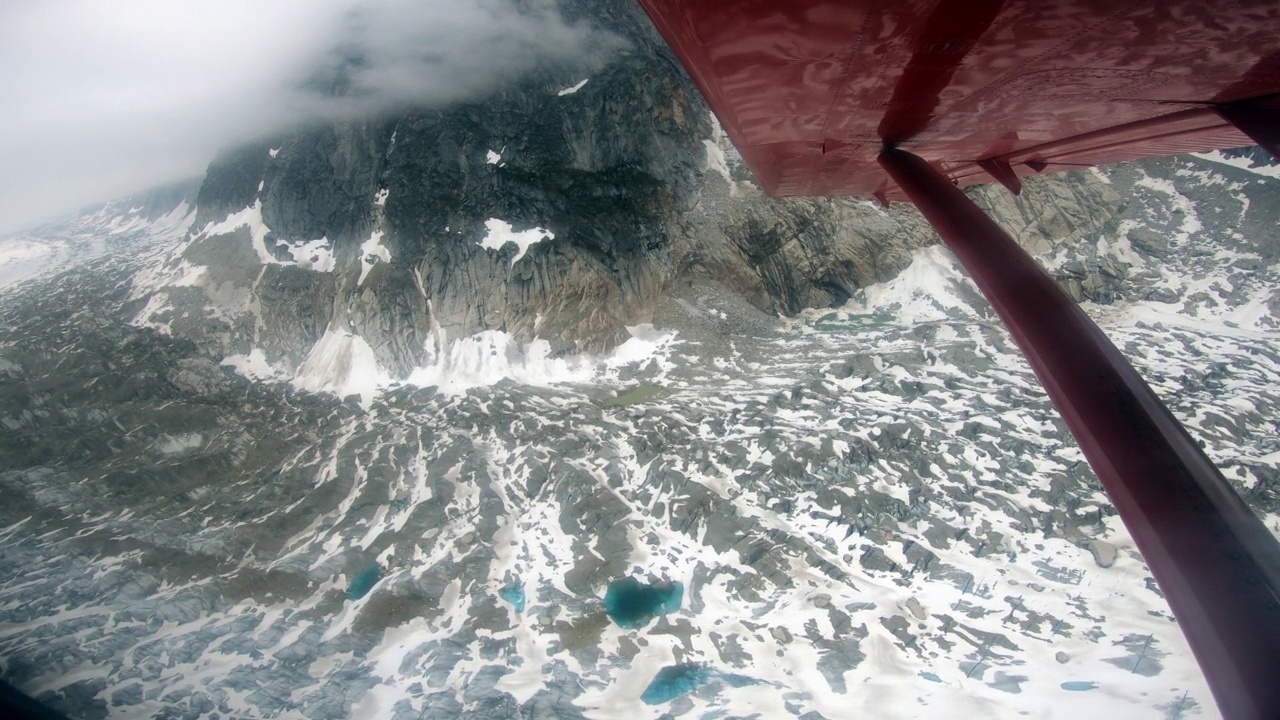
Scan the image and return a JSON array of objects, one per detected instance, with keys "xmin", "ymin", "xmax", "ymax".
[
  {"xmin": 1, "ymin": 1, "xmax": 1280, "ymax": 716},
  {"xmin": 0, "ymin": 149, "xmax": 1278, "ymax": 718}
]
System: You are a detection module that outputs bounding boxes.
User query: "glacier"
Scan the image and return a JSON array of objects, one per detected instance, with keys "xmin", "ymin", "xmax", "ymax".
[{"xmin": 0, "ymin": 155, "xmax": 1278, "ymax": 720}]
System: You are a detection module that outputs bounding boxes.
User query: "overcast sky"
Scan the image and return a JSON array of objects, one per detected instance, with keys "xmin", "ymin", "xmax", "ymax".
[{"xmin": 0, "ymin": 0, "xmax": 616, "ymax": 234}]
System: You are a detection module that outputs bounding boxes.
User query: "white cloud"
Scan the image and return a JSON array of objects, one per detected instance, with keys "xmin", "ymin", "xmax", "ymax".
[{"xmin": 0, "ymin": 0, "xmax": 619, "ymax": 233}]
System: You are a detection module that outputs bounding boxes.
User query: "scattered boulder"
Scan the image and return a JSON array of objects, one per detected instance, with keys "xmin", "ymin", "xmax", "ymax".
[
  {"xmin": 1088, "ymin": 540, "xmax": 1118, "ymax": 568},
  {"xmin": 906, "ymin": 597, "xmax": 928, "ymax": 621}
]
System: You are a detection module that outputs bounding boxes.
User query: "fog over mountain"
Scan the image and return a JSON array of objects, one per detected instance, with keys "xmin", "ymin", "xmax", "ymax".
[
  {"xmin": 0, "ymin": 0, "xmax": 619, "ymax": 234},
  {"xmin": 1, "ymin": 3, "xmax": 1280, "ymax": 719}
]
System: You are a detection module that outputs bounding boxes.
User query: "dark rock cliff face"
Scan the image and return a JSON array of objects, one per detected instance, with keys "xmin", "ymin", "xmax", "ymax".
[{"xmin": 163, "ymin": 2, "xmax": 1125, "ymax": 378}]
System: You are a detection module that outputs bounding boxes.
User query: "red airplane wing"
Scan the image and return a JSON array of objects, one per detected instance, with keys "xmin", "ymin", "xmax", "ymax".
[{"xmin": 638, "ymin": 0, "xmax": 1280, "ymax": 200}]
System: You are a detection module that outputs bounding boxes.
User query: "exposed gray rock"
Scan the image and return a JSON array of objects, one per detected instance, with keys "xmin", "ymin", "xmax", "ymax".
[
  {"xmin": 1088, "ymin": 540, "xmax": 1119, "ymax": 568},
  {"xmin": 905, "ymin": 597, "xmax": 928, "ymax": 621}
]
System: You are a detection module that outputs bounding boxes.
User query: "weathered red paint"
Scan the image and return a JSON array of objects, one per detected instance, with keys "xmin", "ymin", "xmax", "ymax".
[
  {"xmin": 880, "ymin": 148, "xmax": 1280, "ymax": 719},
  {"xmin": 637, "ymin": 0, "xmax": 1280, "ymax": 200}
]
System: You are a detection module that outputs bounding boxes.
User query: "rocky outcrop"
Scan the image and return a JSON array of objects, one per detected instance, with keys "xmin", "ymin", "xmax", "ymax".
[
  {"xmin": 172, "ymin": 2, "xmax": 712, "ymax": 371},
  {"xmin": 971, "ymin": 171, "xmax": 1127, "ymax": 303},
  {"xmin": 146, "ymin": 2, "xmax": 1132, "ymax": 381}
]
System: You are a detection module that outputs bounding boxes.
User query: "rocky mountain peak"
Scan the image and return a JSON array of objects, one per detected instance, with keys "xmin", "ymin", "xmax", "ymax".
[{"xmin": 131, "ymin": 0, "xmax": 1130, "ymax": 391}]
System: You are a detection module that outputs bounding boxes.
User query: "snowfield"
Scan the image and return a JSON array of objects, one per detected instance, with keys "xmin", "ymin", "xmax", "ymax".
[{"xmin": 1, "ymin": 155, "xmax": 1279, "ymax": 719}]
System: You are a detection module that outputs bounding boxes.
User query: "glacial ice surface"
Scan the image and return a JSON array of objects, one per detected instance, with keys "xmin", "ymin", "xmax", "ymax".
[{"xmin": 5, "ymin": 155, "xmax": 1280, "ymax": 719}]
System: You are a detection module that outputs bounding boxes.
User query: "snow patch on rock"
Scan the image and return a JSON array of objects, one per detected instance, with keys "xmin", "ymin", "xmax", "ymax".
[
  {"xmin": 221, "ymin": 348, "xmax": 285, "ymax": 382},
  {"xmin": 1192, "ymin": 149, "xmax": 1280, "ymax": 179},
  {"xmin": 277, "ymin": 238, "xmax": 335, "ymax": 272},
  {"xmin": 557, "ymin": 78, "xmax": 589, "ymax": 96},
  {"xmin": 477, "ymin": 219, "xmax": 553, "ymax": 265},
  {"xmin": 131, "ymin": 255, "xmax": 206, "ymax": 300},
  {"xmin": 359, "ymin": 231, "xmax": 392, "ymax": 286},
  {"xmin": 407, "ymin": 323, "xmax": 677, "ymax": 395},
  {"xmin": 293, "ymin": 327, "xmax": 389, "ymax": 404},
  {"xmin": 131, "ymin": 293, "xmax": 177, "ymax": 335},
  {"xmin": 202, "ymin": 201, "xmax": 276, "ymax": 266},
  {"xmin": 408, "ymin": 330, "xmax": 593, "ymax": 393},
  {"xmin": 845, "ymin": 245, "xmax": 983, "ymax": 322},
  {"xmin": 704, "ymin": 139, "xmax": 732, "ymax": 184},
  {"xmin": 156, "ymin": 433, "xmax": 203, "ymax": 456}
]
